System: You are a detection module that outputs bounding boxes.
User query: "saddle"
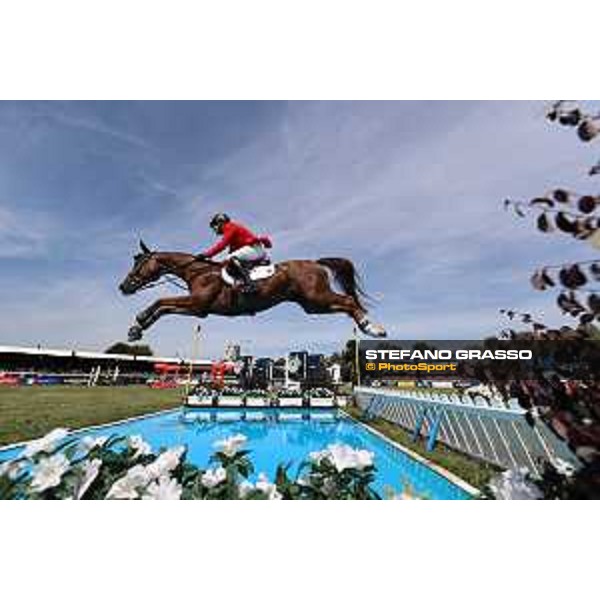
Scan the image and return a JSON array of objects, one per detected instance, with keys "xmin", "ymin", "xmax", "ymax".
[{"xmin": 221, "ymin": 258, "xmax": 276, "ymax": 288}]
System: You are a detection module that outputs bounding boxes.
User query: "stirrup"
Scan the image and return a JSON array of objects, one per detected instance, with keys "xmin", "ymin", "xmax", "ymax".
[{"xmin": 240, "ymin": 281, "xmax": 257, "ymax": 294}]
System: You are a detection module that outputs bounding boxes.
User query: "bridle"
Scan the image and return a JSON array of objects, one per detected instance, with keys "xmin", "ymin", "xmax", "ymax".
[{"xmin": 129, "ymin": 253, "xmax": 218, "ymax": 293}]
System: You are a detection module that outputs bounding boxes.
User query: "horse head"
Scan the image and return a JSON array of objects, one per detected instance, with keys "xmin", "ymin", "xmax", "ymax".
[{"xmin": 119, "ymin": 239, "xmax": 163, "ymax": 295}]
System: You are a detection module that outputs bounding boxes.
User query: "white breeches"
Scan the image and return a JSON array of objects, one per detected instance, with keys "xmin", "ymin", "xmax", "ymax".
[{"xmin": 228, "ymin": 243, "xmax": 267, "ymax": 263}]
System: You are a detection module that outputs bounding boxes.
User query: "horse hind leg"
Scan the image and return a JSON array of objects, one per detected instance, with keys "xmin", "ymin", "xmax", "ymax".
[
  {"xmin": 356, "ymin": 314, "xmax": 387, "ymax": 338},
  {"xmin": 301, "ymin": 292, "xmax": 387, "ymax": 338}
]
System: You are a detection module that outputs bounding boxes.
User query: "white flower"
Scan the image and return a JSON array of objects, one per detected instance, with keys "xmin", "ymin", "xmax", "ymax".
[
  {"xmin": 311, "ymin": 444, "xmax": 374, "ymax": 472},
  {"xmin": 329, "ymin": 445, "xmax": 374, "ymax": 472},
  {"xmin": 0, "ymin": 459, "xmax": 24, "ymax": 480},
  {"xmin": 128, "ymin": 435, "xmax": 152, "ymax": 458},
  {"xmin": 106, "ymin": 465, "xmax": 151, "ymax": 500},
  {"xmin": 146, "ymin": 446, "xmax": 185, "ymax": 479},
  {"xmin": 238, "ymin": 474, "xmax": 281, "ymax": 500},
  {"xmin": 80, "ymin": 436, "xmax": 108, "ymax": 451},
  {"xmin": 239, "ymin": 480, "xmax": 255, "ymax": 498},
  {"xmin": 551, "ymin": 457, "xmax": 576, "ymax": 477},
  {"xmin": 255, "ymin": 473, "xmax": 282, "ymax": 500},
  {"xmin": 142, "ymin": 475, "xmax": 182, "ymax": 500},
  {"xmin": 106, "ymin": 446, "xmax": 185, "ymax": 499},
  {"xmin": 74, "ymin": 459, "xmax": 102, "ymax": 499},
  {"xmin": 489, "ymin": 468, "xmax": 543, "ymax": 500},
  {"xmin": 213, "ymin": 434, "xmax": 247, "ymax": 457},
  {"xmin": 201, "ymin": 467, "xmax": 227, "ymax": 488},
  {"xmin": 30, "ymin": 454, "xmax": 70, "ymax": 492},
  {"xmin": 22, "ymin": 428, "xmax": 70, "ymax": 459},
  {"xmin": 309, "ymin": 449, "xmax": 328, "ymax": 463}
]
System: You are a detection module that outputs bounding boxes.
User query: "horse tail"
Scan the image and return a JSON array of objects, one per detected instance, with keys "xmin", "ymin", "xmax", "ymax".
[{"xmin": 317, "ymin": 257, "xmax": 369, "ymax": 312}]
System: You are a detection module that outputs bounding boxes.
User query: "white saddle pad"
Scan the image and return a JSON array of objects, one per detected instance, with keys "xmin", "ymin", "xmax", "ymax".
[{"xmin": 221, "ymin": 264, "xmax": 276, "ymax": 286}]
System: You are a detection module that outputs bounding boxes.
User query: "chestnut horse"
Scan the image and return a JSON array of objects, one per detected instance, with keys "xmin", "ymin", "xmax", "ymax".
[{"xmin": 119, "ymin": 241, "xmax": 387, "ymax": 341}]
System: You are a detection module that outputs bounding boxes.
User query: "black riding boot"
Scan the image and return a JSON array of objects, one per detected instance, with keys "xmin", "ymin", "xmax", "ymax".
[{"xmin": 231, "ymin": 258, "xmax": 256, "ymax": 294}]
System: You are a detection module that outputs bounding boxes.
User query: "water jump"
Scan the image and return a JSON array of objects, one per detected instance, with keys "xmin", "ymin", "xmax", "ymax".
[{"xmin": 119, "ymin": 213, "xmax": 387, "ymax": 341}]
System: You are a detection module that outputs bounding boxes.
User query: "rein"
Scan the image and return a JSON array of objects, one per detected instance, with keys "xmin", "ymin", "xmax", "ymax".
[
  {"xmin": 135, "ymin": 254, "xmax": 219, "ymax": 293},
  {"xmin": 137, "ymin": 275, "xmax": 188, "ymax": 292}
]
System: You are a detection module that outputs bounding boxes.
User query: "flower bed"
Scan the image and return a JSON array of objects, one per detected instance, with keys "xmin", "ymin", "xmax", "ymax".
[
  {"xmin": 245, "ymin": 389, "xmax": 271, "ymax": 407},
  {"xmin": 218, "ymin": 386, "xmax": 245, "ymax": 406},
  {"xmin": 185, "ymin": 385, "xmax": 216, "ymax": 407},
  {"xmin": 306, "ymin": 388, "xmax": 336, "ymax": 407},
  {"xmin": 306, "ymin": 388, "xmax": 335, "ymax": 408},
  {"xmin": 276, "ymin": 388, "xmax": 304, "ymax": 407},
  {"xmin": 0, "ymin": 427, "xmax": 383, "ymax": 500}
]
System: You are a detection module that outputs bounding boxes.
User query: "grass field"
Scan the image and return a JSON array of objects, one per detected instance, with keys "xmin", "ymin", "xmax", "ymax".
[{"xmin": 0, "ymin": 385, "xmax": 182, "ymax": 446}]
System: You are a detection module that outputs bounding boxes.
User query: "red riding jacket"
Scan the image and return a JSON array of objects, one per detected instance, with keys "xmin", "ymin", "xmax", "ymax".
[{"xmin": 203, "ymin": 221, "xmax": 272, "ymax": 258}]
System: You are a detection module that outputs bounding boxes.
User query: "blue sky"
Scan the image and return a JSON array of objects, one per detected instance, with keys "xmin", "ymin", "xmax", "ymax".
[{"xmin": 0, "ymin": 101, "xmax": 595, "ymax": 359}]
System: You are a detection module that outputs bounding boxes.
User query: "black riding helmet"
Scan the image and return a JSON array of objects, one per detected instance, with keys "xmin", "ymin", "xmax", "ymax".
[{"xmin": 210, "ymin": 213, "xmax": 231, "ymax": 233}]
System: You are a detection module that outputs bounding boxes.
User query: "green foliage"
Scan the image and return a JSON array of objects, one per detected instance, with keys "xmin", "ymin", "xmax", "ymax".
[{"xmin": 332, "ymin": 339, "xmax": 358, "ymax": 384}]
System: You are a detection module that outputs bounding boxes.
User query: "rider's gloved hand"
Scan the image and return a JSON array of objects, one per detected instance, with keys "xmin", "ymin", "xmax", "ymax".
[{"xmin": 195, "ymin": 253, "xmax": 208, "ymax": 261}]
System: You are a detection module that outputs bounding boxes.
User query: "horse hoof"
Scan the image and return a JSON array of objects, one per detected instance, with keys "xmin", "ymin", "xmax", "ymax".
[
  {"xmin": 371, "ymin": 324, "xmax": 387, "ymax": 338},
  {"xmin": 128, "ymin": 325, "xmax": 143, "ymax": 342},
  {"xmin": 365, "ymin": 323, "xmax": 387, "ymax": 338},
  {"xmin": 358, "ymin": 319, "xmax": 387, "ymax": 338}
]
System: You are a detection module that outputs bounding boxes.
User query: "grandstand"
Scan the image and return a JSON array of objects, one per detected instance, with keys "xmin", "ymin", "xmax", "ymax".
[
  {"xmin": 0, "ymin": 345, "xmax": 213, "ymax": 386},
  {"xmin": 0, "ymin": 342, "xmax": 342, "ymax": 390}
]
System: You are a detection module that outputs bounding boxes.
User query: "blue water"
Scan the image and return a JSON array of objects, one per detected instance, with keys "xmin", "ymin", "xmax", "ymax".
[{"xmin": 0, "ymin": 408, "xmax": 471, "ymax": 499}]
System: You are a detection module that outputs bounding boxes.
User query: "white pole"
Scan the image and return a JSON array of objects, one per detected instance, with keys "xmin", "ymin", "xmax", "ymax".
[
  {"xmin": 354, "ymin": 326, "xmax": 361, "ymax": 388},
  {"xmin": 186, "ymin": 325, "xmax": 201, "ymax": 398}
]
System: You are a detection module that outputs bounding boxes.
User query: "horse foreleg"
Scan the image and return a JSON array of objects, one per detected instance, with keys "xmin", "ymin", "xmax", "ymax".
[{"xmin": 128, "ymin": 296, "xmax": 203, "ymax": 341}]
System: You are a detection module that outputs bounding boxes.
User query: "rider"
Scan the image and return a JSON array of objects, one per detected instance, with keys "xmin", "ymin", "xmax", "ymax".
[{"xmin": 196, "ymin": 213, "xmax": 272, "ymax": 293}]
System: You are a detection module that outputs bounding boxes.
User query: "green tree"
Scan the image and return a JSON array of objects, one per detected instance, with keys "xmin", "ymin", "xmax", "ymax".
[
  {"xmin": 105, "ymin": 342, "xmax": 154, "ymax": 356},
  {"xmin": 337, "ymin": 339, "xmax": 358, "ymax": 383}
]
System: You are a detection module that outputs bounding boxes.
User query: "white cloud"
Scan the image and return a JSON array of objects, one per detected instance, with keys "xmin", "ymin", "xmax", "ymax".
[
  {"xmin": 32, "ymin": 106, "xmax": 155, "ymax": 151},
  {"xmin": 0, "ymin": 205, "xmax": 57, "ymax": 258}
]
